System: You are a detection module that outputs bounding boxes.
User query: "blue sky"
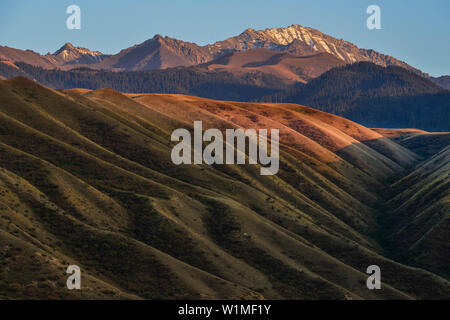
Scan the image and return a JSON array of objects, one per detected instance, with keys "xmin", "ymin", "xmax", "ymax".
[{"xmin": 0, "ymin": 0, "xmax": 449, "ymax": 76}]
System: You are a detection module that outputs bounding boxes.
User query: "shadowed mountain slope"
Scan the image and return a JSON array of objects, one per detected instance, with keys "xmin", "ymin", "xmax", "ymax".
[
  {"xmin": 374, "ymin": 129, "xmax": 450, "ymax": 158},
  {"xmin": 0, "ymin": 77, "xmax": 448, "ymax": 299},
  {"xmin": 382, "ymin": 146, "xmax": 450, "ymax": 279}
]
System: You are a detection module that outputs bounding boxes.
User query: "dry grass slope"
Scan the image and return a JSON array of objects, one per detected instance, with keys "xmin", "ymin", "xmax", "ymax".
[{"xmin": 0, "ymin": 77, "xmax": 448, "ymax": 299}]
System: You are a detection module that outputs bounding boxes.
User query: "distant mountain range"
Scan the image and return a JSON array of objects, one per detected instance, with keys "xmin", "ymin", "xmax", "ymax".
[
  {"xmin": 1, "ymin": 24, "xmax": 449, "ymax": 131},
  {"xmin": 0, "ymin": 24, "xmax": 431, "ymax": 77},
  {"xmin": 0, "ymin": 42, "xmax": 107, "ymax": 69}
]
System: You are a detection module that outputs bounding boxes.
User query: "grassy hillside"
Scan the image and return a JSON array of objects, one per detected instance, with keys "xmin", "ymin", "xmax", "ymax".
[
  {"xmin": 0, "ymin": 77, "xmax": 449, "ymax": 299},
  {"xmin": 381, "ymin": 146, "xmax": 450, "ymax": 279}
]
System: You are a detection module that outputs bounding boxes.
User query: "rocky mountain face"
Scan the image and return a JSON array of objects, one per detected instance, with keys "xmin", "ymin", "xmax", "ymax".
[
  {"xmin": 52, "ymin": 42, "xmax": 108, "ymax": 65},
  {"xmin": 210, "ymin": 25, "xmax": 425, "ymax": 76},
  {"xmin": 0, "ymin": 24, "xmax": 427, "ymax": 77}
]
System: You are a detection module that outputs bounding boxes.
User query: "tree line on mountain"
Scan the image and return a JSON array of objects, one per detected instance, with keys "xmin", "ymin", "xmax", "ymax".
[
  {"xmin": 1, "ymin": 61, "xmax": 448, "ymax": 131},
  {"xmin": 0, "ymin": 61, "xmax": 29, "ymax": 79},
  {"xmin": 261, "ymin": 62, "xmax": 443, "ymax": 107},
  {"xmin": 0, "ymin": 62, "xmax": 285, "ymax": 101},
  {"xmin": 260, "ymin": 62, "xmax": 450, "ymax": 131}
]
